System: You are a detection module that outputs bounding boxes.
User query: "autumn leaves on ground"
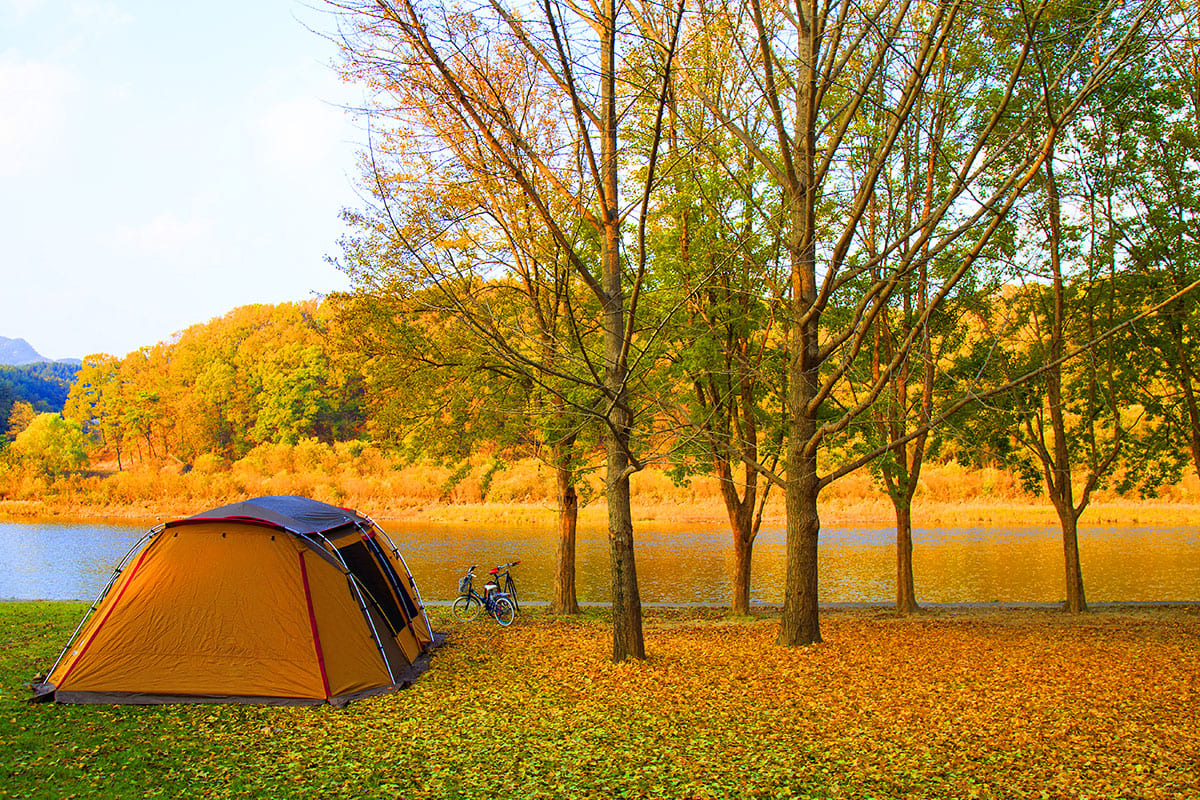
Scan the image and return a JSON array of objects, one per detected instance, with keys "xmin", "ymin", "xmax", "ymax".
[{"xmin": 3, "ymin": 603, "xmax": 1197, "ymax": 799}]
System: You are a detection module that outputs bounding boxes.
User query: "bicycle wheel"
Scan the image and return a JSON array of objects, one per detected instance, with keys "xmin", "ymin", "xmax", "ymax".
[
  {"xmin": 492, "ymin": 596, "xmax": 516, "ymax": 626},
  {"xmin": 452, "ymin": 594, "xmax": 482, "ymax": 621}
]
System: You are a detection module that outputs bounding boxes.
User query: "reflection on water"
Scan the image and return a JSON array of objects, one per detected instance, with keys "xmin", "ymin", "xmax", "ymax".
[{"xmin": 2, "ymin": 519, "xmax": 1197, "ymax": 604}]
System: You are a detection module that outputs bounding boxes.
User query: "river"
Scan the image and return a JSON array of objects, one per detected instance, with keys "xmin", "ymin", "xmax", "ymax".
[{"xmin": 1, "ymin": 519, "xmax": 1198, "ymax": 604}]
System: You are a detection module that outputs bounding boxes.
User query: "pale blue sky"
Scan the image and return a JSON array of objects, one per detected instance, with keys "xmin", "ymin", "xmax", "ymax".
[{"xmin": 2, "ymin": 0, "xmax": 367, "ymax": 360}]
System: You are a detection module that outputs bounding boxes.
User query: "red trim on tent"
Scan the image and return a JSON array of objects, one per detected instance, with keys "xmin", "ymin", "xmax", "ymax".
[
  {"xmin": 57, "ymin": 546, "xmax": 154, "ymax": 688},
  {"xmin": 298, "ymin": 552, "xmax": 332, "ymax": 700}
]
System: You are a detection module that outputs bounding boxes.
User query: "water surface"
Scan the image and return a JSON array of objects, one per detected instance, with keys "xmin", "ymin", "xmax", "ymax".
[{"xmin": 3, "ymin": 518, "xmax": 1196, "ymax": 605}]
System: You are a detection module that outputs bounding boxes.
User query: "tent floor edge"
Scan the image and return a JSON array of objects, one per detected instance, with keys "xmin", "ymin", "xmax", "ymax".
[
  {"xmin": 46, "ymin": 689, "xmax": 403, "ymax": 707},
  {"xmin": 28, "ymin": 683, "xmax": 56, "ymax": 703}
]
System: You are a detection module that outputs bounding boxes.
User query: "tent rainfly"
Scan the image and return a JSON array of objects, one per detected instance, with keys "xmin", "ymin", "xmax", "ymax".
[{"xmin": 31, "ymin": 496, "xmax": 440, "ymax": 706}]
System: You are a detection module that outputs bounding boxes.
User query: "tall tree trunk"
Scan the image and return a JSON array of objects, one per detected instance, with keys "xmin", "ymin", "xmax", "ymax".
[
  {"xmin": 598, "ymin": 0, "xmax": 643, "ymax": 661},
  {"xmin": 780, "ymin": 450, "xmax": 822, "ymax": 645},
  {"xmin": 777, "ymin": 0, "xmax": 822, "ymax": 648},
  {"xmin": 550, "ymin": 456, "xmax": 580, "ymax": 614},
  {"xmin": 731, "ymin": 529, "xmax": 754, "ymax": 616},
  {"xmin": 895, "ymin": 501, "xmax": 919, "ymax": 614},
  {"xmin": 606, "ymin": 446, "xmax": 644, "ymax": 660},
  {"xmin": 603, "ymin": 259, "xmax": 643, "ymax": 656},
  {"xmin": 1044, "ymin": 154, "xmax": 1088, "ymax": 614},
  {"xmin": 601, "ymin": 248, "xmax": 644, "ymax": 658},
  {"xmin": 1055, "ymin": 502, "xmax": 1087, "ymax": 612},
  {"xmin": 780, "ymin": 238, "xmax": 822, "ymax": 644}
]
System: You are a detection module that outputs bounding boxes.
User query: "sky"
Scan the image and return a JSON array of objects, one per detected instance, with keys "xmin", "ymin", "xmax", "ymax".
[{"xmin": 1, "ymin": 0, "xmax": 371, "ymax": 361}]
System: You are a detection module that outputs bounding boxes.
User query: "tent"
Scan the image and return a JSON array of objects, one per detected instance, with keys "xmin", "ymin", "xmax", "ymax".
[{"xmin": 31, "ymin": 496, "xmax": 439, "ymax": 706}]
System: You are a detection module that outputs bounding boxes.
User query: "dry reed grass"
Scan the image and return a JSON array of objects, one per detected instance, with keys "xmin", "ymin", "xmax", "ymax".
[{"xmin": 2, "ymin": 439, "xmax": 1198, "ymax": 527}]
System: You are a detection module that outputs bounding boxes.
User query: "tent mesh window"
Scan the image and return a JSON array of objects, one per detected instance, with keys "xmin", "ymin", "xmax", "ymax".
[
  {"xmin": 362, "ymin": 535, "xmax": 420, "ymax": 618},
  {"xmin": 338, "ymin": 541, "xmax": 411, "ymax": 634}
]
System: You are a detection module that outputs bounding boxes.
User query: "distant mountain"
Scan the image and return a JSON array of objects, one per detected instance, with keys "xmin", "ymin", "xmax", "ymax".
[
  {"xmin": 0, "ymin": 336, "xmax": 80, "ymax": 366},
  {"xmin": 0, "ymin": 336, "xmax": 48, "ymax": 366}
]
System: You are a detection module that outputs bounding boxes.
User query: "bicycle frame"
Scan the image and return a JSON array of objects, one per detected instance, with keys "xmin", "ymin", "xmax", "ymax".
[
  {"xmin": 488, "ymin": 561, "xmax": 519, "ymax": 610},
  {"xmin": 455, "ymin": 566, "xmax": 514, "ymax": 625}
]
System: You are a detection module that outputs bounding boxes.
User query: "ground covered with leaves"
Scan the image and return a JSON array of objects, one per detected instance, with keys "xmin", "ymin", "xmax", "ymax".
[{"xmin": 2, "ymin": 603, "xmax": 1197, "ymax": 799}]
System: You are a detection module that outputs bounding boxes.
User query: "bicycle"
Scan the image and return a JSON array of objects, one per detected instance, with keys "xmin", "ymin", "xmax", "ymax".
[
  {"xmin": 488, "ymin": 560, "xmax": 521, "ymax": 612},
  {"xmin": 452, "ymin": 565, "xmax": 516, "ymax": 626}
]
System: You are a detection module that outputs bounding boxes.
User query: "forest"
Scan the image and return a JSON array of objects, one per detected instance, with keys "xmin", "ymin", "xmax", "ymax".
[
  {"xmin": 0, "ymin": 363, "xmax": 78, "ymax": 431},
  {"xmin": 0, "ymin": 0, "xmax": 1197, "ymax": 660}
]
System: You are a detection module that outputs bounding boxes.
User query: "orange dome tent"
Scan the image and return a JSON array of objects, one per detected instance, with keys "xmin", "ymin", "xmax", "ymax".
[{"xmin": 31, "ymin": 496, "xmax": 439, "ymax": 706}]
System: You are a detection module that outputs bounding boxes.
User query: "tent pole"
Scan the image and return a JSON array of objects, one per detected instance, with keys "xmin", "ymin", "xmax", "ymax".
[
  {"xmin": 364, "ymin": 516, "xmax": 436, "ymax": 644},
  {"xmin": 347, "ymin": 575, "xmax": 398, "ymax": 686},
  {"xmin": 300, "ymin": 533, "xmax": 399, "ymax": 686}
]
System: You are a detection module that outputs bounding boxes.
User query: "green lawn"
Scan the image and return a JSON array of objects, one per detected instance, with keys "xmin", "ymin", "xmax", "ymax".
[{"xmin": 2, "ymin": 602, "xmax": 1197, "ymax": 799}]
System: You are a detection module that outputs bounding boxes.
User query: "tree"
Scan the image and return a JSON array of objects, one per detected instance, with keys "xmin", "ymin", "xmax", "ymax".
[
  {"xmin": 6, "ymin": 401, "xmax": 36, "ymax": 439},
  {"xmin": 334, "ymin": 111, "xmax": 594, "ymax": 614},
  {"xmin": 841, "ymin": 21, "xmax": 986, "ymax": 615},
  {"xmin": 332, "ymin": 0, "xmax": 686, "ymax": 658},
  {"xmin": 982, "ymin": 1, "xmax": 1188, "ymax": 613},
  {"xmin": 1117, "ymin": 8, "xmax": 1200, "ymax": 478},
  {"xmin": 9, "ymin": 413, "xmax": 89, "ymax": 478},
  {"xmin": 64, "ymin": 355, "xmax": 125, "ymax": 469},
  {"xmin": 677, "ymin": 0, "xmax": 1159, "ymax": 644},
  {"xmin": 648, "ymin": 84, "xmax": 787, "ymax": 616}
]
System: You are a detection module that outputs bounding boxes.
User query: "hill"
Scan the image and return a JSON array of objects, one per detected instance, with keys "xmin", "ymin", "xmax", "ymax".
[{"xmin": 0, "ymin": 336, "xmax": 46, "ymax": 366}]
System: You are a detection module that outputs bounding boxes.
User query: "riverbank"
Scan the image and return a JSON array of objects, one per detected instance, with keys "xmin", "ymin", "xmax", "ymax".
[
  {"xmin": 4, "ymin": 495, "xmax": 1200, "ymax": 529},
  {"xmin": 3, "ymin": 453, "xmax": 1199, "ymax": 528},
  {"xmin": 4, "ymin": 603, "xmax": 1197, "ymax": 799}
]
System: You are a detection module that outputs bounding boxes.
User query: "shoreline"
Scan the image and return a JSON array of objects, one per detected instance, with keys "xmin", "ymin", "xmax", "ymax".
[
  {"xmin": 6, "ymin": 597, "xmax": 1200, "ymax": 610},
  {"xmin": 3, "ymin": 497, "xmax": 1199, "ymax": 528}
]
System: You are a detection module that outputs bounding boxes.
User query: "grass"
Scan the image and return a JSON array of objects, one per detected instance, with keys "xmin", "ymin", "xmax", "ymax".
[{"xmin": 3, "ymin": 602, "xmax": 1198, "ymax": 798}]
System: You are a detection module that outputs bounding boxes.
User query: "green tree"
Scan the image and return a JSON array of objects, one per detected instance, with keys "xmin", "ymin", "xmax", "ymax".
[
  {"xmin": 679, "ymin": 0, "xmax": 1159, "ymax": 644},
  {"xmin": 10, "ymin": 413, "xmax": 89, "ymax": 478},
  {"xmin": 981, "ymin": 2, "xmax": 1187, "ymax": 613},
  {"xmin": 1, "ymin": 363, "xmax": 77, "ymax": 434},
  {"xmin": 831, "ymin": 20, "xmax": 993, "ymax": 615},
  {"xmin": 645, "ymin": 80, "xmax": 787, "ymax": 616},
  {"xmin": 333, "ymin": 0, "xmax": 687, "ymax": 658},
  {"xmin": 1116, "ymin": 12, "xmax": 1200, "ymax": 478}
]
